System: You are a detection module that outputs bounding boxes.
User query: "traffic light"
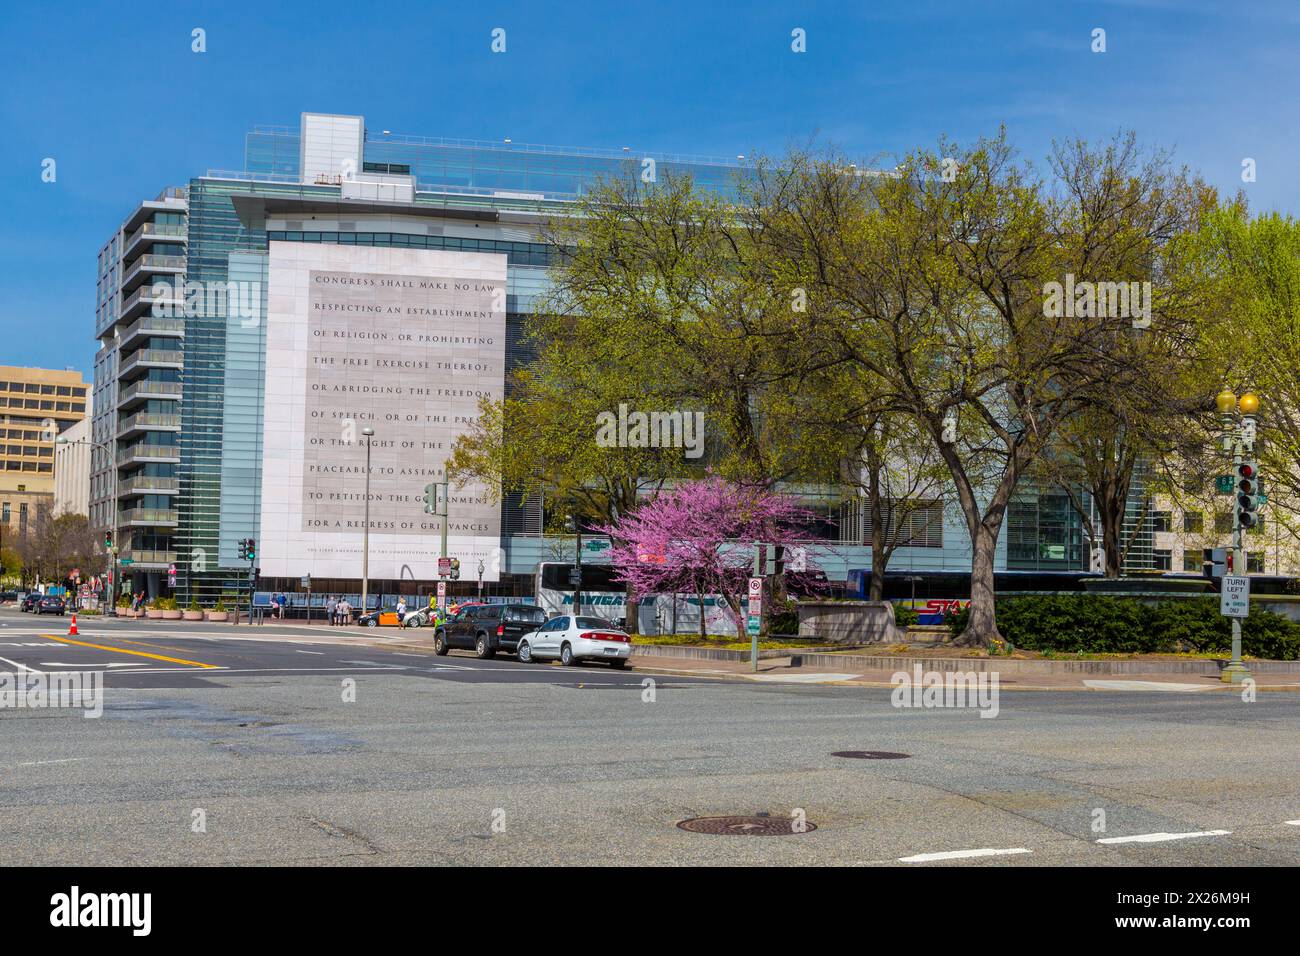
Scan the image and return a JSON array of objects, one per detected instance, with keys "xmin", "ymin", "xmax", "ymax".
[
  {"xmin": 423, "ymin": 483, "xmax": 437, "ymax": 514},
  {"xmin": 1236, "ymin": 461, "xmax": 1261, "ymax": 529},
  {"xmin": 246, "ymin": 538, "xmax": 257, "ymax": 561},
  {"xmin": 237, "ymin": 538, "xmax": 248, "ymax": 560},
  {"xmin": 103, "ymin": 532, "xmax": 113, "ymax": 549}
]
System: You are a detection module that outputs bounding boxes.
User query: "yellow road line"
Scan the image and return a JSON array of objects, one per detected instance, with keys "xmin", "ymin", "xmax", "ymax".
[{"xmin": 41, "ymin": 635, "xmax": 218, "ymax": 669}]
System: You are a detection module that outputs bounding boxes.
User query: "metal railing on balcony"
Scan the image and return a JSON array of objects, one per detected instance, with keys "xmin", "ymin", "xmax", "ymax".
[
  {"xmin": 116, "ymin": 412, "xmax": 181, "ymax": 437},
  {"xmin": 117, "ymin": 508, "xmax": 179, "ymax": 527},
  {"xmin": 116, "ymin": 444, "xmax": 180, "ymax": 465},
  {"xmin": 117, "ymin": 476, "xmax": 180, "ymax": 496},
  {"xmin": 119, "ymin": 348, "xmax": 184, "ymax": 380},
  {"xmin": 121, "ymin": 254, "xmax": 187, "ymax": 291},
  {"xmin": 120, "ymin": 314, "xmax": 184, "ymax": 347},
  {"xmin": 125, "ymin": 221, "xmax": 187, "ymax": 250},
  {"xmin": 116, "ymin": 379, "xmax": 182, "ymax": 408}
]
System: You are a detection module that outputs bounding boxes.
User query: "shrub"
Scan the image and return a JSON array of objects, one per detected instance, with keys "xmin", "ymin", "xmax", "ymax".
[
  {"xmin": 943, "ymin": 594, "xmax": 1300, "ymax": 659},
  {"xmin": 892, "ymin": 604, "xmax": 920, "ymax": 627}
]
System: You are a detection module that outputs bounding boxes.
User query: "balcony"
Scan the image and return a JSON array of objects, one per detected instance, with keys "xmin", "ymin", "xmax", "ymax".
[
  {"xmin": 116, "ymin": 378, "xmax": 182, "ymax": 411},
  {"xmin": 119, "ymin": 313, "xmax": 184, "ymax": 351},
  {"xmin": 116, "ymin": 443, "xmax": 180, "ymax": 467},
  {"xmin": 117, "ymin": 476, "xmax": 179, "ymax": 499},
  {"xmin": 118, "ymin": 347, "xmax": 184, "ymax": 381},
  {"xmin": 121, "ymin": 254, "xmax": 186, "ymax": 294},
  {"xmin": 116, "ymin": 412, "xmax": 181, "ymax": 441},
  {"xmin": 117, "ymin": 508, "xmax": 179, "ymax": 528},
  {"xmin": 123, "ymin": 221, "xmax": 187, "ymax": 258},
  {"xmin": 120, "ymin": 282, "xmax": 183, "ymax": 323},
  {"xmin": 122, "ymin": 187, "xmax": 187, "ymax": 233},
  {"xmin": 117, "ymin": 549, "xmax": 177, "ymax": 570}
]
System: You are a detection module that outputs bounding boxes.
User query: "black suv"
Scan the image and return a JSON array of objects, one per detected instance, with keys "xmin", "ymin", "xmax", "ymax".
[{"xmin": 434, "ymin": 603, "xmax": 549, "ymax": 659}]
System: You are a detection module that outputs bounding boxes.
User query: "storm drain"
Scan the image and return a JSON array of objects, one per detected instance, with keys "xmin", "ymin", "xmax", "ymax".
[
  {"xmin": 677, "ymin": 815, "xmax": 816, "ymax": 836},
  {"xmin": 832, "ymin": 750, "xmax": 911, "ymax": 760}
]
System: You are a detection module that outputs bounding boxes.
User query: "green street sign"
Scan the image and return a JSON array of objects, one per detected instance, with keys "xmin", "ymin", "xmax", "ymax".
[
  {"xmin": 1214, "ymin": 475, "xmax": 1235, "ymax": 495},
  {"xmin": 585, "ymin": 540, "xmax": 610, "ymax": 552},
  {"xmin": 746, "ymin": 614, "xmax": 761, "ymax": 636},
  {"xmin": 119, "ymin": 558, "xmax": 134, "ymax": 566}
]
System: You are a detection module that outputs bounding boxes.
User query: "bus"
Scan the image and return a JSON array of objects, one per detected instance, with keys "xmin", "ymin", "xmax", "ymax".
[
  {"xmin": 536, "ymin": 562, "xmax": 629, "ymax": 624},
  {"xmin": 535, "ymin": 561, "xmax": 766, "ymax": 635},
  {"xmin": 847, "ymin": 568, "xmax": 1103, "ymax": 624}
]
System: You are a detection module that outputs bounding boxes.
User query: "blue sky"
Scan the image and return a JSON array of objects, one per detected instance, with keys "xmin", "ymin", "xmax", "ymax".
[{"xmin": 2, "ymin": 0, "xmax": 1298, "ymax": 375}]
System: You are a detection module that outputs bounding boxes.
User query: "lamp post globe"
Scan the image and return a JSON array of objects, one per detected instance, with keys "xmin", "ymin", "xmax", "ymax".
[
  {"xmin": 1215, "ymin": 389, "xmax": 1238, "ymax": 415},
  {"xmin": 1238, "ymin": 392, "xmax": 1260, "ymax": 416}
]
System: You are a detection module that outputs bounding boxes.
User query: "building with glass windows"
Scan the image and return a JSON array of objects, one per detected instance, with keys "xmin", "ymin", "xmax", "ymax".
[{"xmin": 90, "ymin": 112, "xmax": 1160, "ymax": 608}]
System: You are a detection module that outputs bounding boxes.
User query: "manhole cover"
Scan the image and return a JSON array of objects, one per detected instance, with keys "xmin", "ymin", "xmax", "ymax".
[
  {"xmin": 677, "ymin": 815, "xmax": 815, "ymax": 836},
  {"xmin": 832, "ymin": 750, "xmax": 911, "ymax": 760}
]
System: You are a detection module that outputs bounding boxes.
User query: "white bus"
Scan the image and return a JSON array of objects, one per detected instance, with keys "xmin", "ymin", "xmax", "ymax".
[{"xmin": 534, "ymin": 561, "xmax": 744, "ymax": 635}]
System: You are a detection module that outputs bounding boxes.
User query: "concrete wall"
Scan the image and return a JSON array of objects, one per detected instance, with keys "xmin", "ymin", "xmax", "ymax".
[{"xmin": 797, "ymin": 600, "xmax": 905, "ymax": 644}]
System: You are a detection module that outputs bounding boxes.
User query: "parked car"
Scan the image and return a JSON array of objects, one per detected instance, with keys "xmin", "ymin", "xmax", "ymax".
[
  {"xmin": 20, "ymin": 592, "xmax": 43, "ymax": 612},
  {"xmin": 0, "ymin": 590, "xmax": 18, "ymax": 603},
  {"xmin": 358, "ymin": 606, "xmax": 405, "ymax": 628},
  {"xmin": 434, "ymin": 603, "xmax": 549, "ymax": 659},
  {"xmin": 34, "ymin": 596, "xmax": 66, "ymax": 616},
  {"xmin": 516, "ymin": 615, "xmax": 632, "ymax": 668}
]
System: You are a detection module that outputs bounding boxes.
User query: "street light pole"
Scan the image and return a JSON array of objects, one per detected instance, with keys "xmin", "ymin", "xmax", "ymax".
[
  {"xmin": 477, "ymin": 558, "xmax": 484, "ymax": 599},
  {"xmin": 361, "ymin": 427, "xmax": 375, "ymax": 619}
]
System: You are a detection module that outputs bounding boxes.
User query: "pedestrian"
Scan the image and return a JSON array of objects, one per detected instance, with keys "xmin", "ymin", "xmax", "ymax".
[
  {"xmin": 331, "ymin": 597, "xmax": 341, "ymax": 626},
  {"xmin": 275, "ymin": 592, "xmax": 287, "ymax": 620},
  {"xmin": 339, "ymin": 598, "xmax": 352, "ymax": 625},
  {"xmin": 396, "ymin": 596, "xmax": 407, "ymax": 624}
]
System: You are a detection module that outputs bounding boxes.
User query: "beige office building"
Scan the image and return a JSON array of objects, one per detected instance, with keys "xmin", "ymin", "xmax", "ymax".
[{"xmin": 0, "ymin": 366, "xmax": 90, "ymax": 541}]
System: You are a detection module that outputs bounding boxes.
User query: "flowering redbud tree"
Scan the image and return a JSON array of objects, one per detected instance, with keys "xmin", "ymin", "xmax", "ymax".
[{"xmin": 601, "ymin": 477, "xmax": 825, "ymax": 636}]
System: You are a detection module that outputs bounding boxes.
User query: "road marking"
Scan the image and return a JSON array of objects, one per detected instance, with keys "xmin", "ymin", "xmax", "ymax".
[
  {"xmin": 0, "ymin": 654, "xmax": 40, "ymax": 673},
  {"xmin": 294, "ymin": 650, "xmax": 325, "ymax": 655},
  {"xmin": 39, "ymin": 662, "xmax": 148, "ymax": 668},
  {"xmin": 13, "ymin": 758, "xmax": 89, "ymax": 768},
  {"xmin": 42, "ymin": 635, "xmax": 218, "ymax": 669},
  {"xmin": 899, "ymin": 847, "xmax": 1032, "ymax": 863},
  {"xmin": 1082, "ymin": 680, "xmax": 1210, "ymax": 692},
  {"xmin": 1285, "ymin": 820, "xmax": 1300, "ymax": 826},
  {"xmin": 1096, "ymin": 830, "xmax": 1231, "ymax": 844}
]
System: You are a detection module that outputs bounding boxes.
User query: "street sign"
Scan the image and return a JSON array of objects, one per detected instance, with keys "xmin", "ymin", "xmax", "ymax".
[
  {"xmin": 1220, "ymin": 575, "xmax": 1250, "ymax": 618},
  {"xmin": 300, "ymin": 575, "xmax": 311, "ymax": 590},
  {"xmin": 119, "ymin": 558, "xmax": 134, "ymax": 566},
  {"xmin": 1215, "ymin": 475, "xmax": 1235, "ymax": 495},
  {"xmin": 746, "ymin": 615, "xmax": 761, "ymax": 636},
  {"xmin": 438, "ymin": 557, "xmax": 451, "ymax": 577},
  {"xmin": 436, "ymin": 581, "xmax": 446, "ymax": 607},
  {"xmin": 585, "ymin": 539, "xmax": 610, "ymax": 552}
]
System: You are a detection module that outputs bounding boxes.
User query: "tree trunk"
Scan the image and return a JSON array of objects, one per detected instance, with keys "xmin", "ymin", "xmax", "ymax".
[
  {"xmin": 698, "ymin": 591, "xmax": 707, "ymax": 640},
  {"xmin": 958, "ymin": 523, "xmax": 1004, "ymax": 646},
  {"xmin": 1100, "ymin": 499, "xmax": 1125, "ymax": 578}
]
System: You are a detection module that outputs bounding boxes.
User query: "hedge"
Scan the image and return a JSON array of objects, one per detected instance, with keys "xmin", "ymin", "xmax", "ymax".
[{"xmin": 944, "ymin": 594, "xmax": 1300, "ymax": 660}]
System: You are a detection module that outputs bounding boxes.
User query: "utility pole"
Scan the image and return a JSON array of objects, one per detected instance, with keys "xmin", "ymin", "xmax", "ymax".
[
  {"xmin": 567, "ymin": 511, "xmax": 582, "ymax": 616},
  {"xmin": 360, "ymin": 427, "xmax": 375, "ymax": 618}
]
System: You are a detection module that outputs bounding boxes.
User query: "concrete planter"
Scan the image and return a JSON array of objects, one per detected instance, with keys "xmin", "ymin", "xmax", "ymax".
[
  {"xmin": 146, "ymin": 609, "xmax": 164, "ymax": 619},
  {"xmin": 797, "ymin": 600, "xmax": 905, "ymax": 644},
  {"xmin": 182, "ymin": 610, "xmax": 204, "ymax": 621},
  {"xmin": 205, "ymin": 611, "xmax": 229, "ymax": 622},
  {"xmin": 162, "ymin": 610, "xmax": 183, "ymax": 620}
]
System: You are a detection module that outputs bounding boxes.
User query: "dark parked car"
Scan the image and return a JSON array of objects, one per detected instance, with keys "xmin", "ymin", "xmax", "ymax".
[
  {"xmin": 0, "ymin": 590, "xmax": 18, "ymax": 603},
  {"xmin": 34, "ymin": 596, "xmax": 66, "ymax": 616},
  {"xmin": 434, "ymin": 603, "xmax": 549, "ymax": 659},
  {"xmin": 20, "ymin": 592, "xmax": 42, "ymax": 612}
]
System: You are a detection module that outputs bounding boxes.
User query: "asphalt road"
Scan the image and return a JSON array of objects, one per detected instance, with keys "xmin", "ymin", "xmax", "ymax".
[{"xmin": 1, "ymin": 608, "xmax": 1298, "ymax": 866}]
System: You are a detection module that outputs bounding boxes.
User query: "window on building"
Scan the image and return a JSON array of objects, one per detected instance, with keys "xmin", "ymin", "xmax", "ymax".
[
  {"xmin": 1183, "ymin": 512, "xmax": 1204, "ymax": 533},
  {"xmin": 885, "ymin": 499, "xmax": 944, "ymax": 548},
  {"xmin": 1247, "ymin": 552, "xmax": 1265, "ymax": 573},
  {"xmin": 1214, "ymin": 512, "xmax": 1233, "ymax": 534},
  {"xmin": 1183, "ymin": 549, "xmax": 1202, "ymax": 572},
  {"xmin": 1151, "ymin": 511, "xmax": 1172, "ymax": 533},
  {"xmin": 1153, "ymin": 549, "xmax": 1172, "ymax": 571}
]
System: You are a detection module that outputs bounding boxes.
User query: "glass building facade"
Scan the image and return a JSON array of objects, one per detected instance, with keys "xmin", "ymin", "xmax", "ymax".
[{"xmin": 92, "ymin": 112, "xmax": 1158, "ymax": 605}]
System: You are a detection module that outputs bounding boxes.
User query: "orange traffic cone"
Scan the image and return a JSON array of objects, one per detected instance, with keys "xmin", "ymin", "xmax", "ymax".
[{"xmin": 68, "ymin": 614, "xmax": 78, "ymax": 636}]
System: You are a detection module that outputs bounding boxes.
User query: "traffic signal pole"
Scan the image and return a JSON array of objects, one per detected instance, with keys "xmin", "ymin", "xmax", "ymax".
[{"xmin": 1218, "ymin": 390, "xmax": 1260, "ymax": 684}]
